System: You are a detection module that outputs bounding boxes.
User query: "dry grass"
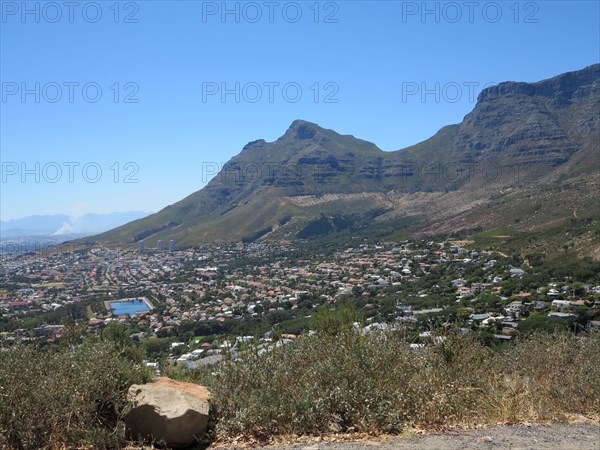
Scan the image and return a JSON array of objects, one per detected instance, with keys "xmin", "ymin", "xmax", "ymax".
[
  {"xmin": 1, "ymin": 331, "xmax": 597, "ymax": 449},
  {"xmin": 0, "ymin": 340, "xmax": 152, "ymax": 450},
  {"xmin": 197, "ymin": 330, "xmax": 600, "ymax": 443}
]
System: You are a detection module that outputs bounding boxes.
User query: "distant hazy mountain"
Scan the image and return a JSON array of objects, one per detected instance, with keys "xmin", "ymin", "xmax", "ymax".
[
  {"xmin": 0, "ymin": 211, "xmax": 151, "ymax": 238},
  {"xmin": 92, "ymin": 64, "xmax": 599, "ymax": 248}
]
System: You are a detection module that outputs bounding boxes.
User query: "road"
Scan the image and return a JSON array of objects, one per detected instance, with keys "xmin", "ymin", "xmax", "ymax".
[{"xmin": 219, "ymin": 422, "xmax": 600, "ymax": 450}]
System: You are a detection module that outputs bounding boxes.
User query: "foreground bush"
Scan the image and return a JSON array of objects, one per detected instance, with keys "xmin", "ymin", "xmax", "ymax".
[
  {"xmin": 199, "ymin": 330, "xmax": 600, "ymax": 440},
  {"xmin": 1, "ymin": 330, "xmax": 598, "ymax": 448},
  {"xmin": 0, "ymin": 339, "xmax": 152, "ymax": 449}
]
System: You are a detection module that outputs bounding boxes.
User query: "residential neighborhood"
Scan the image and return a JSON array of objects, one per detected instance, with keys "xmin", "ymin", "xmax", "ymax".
[{"xmin": 1, "ymin": 239, "xmax": 599, "ymax": 366}]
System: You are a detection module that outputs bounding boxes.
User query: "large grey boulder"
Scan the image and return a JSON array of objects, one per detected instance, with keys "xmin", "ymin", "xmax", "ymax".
[{"xmin": 124, "ymin": 377, "xmax": 210, "ymax": 448}]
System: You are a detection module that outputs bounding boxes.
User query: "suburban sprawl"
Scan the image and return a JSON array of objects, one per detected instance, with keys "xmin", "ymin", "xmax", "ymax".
[{"xmin": 1, "ymin": 239, "xmax": 599, "ymax": 368}]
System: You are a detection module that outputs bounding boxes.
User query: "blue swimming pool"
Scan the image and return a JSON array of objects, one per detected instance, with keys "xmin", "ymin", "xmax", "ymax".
[{"xmin": 110, "ymin": 299, "xmax": 150, "ymax": 315}]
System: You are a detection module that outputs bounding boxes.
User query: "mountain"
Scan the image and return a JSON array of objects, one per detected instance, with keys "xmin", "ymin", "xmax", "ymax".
[
  {"xmin": 1, "ymin": 211, "xmax": 152, "ymax": 239},
  {"xmin": 92, "ymin": 65, "xmax": 600, "ymax": 250},
  {"xmin": 0, "ymin": 215, "xmax": 70, "ymax": 236}
]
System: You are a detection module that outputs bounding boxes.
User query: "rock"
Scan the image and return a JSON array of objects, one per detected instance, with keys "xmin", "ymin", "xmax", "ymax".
[{"xmin": 124, "ymin": 377, "xmax": 210, "ymax": 448}]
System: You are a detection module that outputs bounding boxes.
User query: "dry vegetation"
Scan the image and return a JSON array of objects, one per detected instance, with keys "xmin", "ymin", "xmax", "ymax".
[
  {"xmin": 0, "ymin": 340, "xmax": 152, "ymax": 449},
  {"xmin": 1, "ymin": 330, "xmax": 598, "ymax": 449},
  {"xmin": 195, "ymin": 329, "xmax": 600, "ymax": 444}
]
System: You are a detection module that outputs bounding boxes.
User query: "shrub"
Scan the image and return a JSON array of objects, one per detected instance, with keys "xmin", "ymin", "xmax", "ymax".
[
  {"xmin": 485, "ymin": 332, "xmax": 600, "ymax": 421},
  {"xmin": 0, "ymin": 339, "xmax": 153, "ymax": 449},
  {"xmin": 311, "ymin": 302, "xmax": 360, "ymax": 337},
  {"xmin": 196, "ymin": 330, "xmax": 600, "ymax": 442},
  {"xmin": 2, "ymin": 329, "xmax": 598, "ymax": 447}
]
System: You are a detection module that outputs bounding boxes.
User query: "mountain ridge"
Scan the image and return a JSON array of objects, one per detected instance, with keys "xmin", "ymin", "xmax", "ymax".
[{"xmin": 89, "ymin": 64, "xmax": 600, "ymax": 249}]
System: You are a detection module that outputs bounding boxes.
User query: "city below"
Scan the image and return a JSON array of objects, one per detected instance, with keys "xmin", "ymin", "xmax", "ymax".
[{"xmin": 1, "ymin": 238, "xmax": 598, "ymax": 368}]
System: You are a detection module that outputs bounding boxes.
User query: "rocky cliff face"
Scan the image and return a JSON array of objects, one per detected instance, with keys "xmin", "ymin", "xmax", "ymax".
[
  {"xmin": 456, "ymin": 64, "xmax": 599, "ymax": 171},
  {"xmin": 92, "ymin": 64, "xmax": 600, "ymax": 245}
]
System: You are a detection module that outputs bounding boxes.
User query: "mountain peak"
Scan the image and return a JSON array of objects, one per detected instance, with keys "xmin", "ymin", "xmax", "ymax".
[
  {"xmin": 91, "ymin": 65, "xmax": 599, "ymax": 246},
  {"xmin": 285, "ymin": 119, "xmax": 324, "ymax": 140}
]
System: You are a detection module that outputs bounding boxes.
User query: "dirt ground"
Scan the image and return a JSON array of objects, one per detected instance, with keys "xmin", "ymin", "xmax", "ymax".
[{"xmin": 217, "ymin": 422, "xmax": 600, "ymax": 450}]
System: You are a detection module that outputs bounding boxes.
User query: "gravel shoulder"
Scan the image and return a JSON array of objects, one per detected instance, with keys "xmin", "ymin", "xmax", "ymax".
[{"xmin": 218, "ymin": 422, "xmax": 600, "ymax": 450}]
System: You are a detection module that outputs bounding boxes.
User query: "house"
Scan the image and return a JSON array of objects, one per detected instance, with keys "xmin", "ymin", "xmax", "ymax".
[
  {"xmin": 505, "ymin": 301, "xmax": 524, "ymax": 317},
  {"xmin": 548, "ymin": 312, "xmax": 576, "ymax": 319},
  {"xmin": 510, "ymin": 268, "xmax": 525, "ymax": 278},
  {"xmin": 472, "ymin": 283, "xmax": 485, "ymax": 294},
  {"xmin": 470, "ymin": 313, "xmax": 492, "ymax": 322},
  {"xmin": 501, "ymin": 319, "xmax": 518, "ymax": 328},
  {"xmin": 493, "ymin": 334, "xmax": 513, "ymax": 341},
  {"xmin": 457, "ymin": 287, "xmax": 472, "ymax": 298},
  {"xmin": 532, "ymin": 300, "xmax": 549, "ymax": 310},
  {"xmin": 9, "ymin": 301, "xmax": 29, "ymax": 312},
  {"xmin": 501, "ymin": 320, "xmax": 519, "ymax": 335},
  {"xmin": 412, "ymin": 308, "xmax": 444, "ymax": 316},
  {"xmin": 452, "ymin": 278, "xmax": 467, "ymax": 287},
  {"xmin": 551, "ymin": 300, "xmax": 570, "ymax": 310},
  {"xmin": 482, "ymin": 315, "xmax": 505, "ymax": 326}
]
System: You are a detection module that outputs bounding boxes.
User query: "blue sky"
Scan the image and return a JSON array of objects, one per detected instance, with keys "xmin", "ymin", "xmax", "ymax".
[{"xmin": 1, "ymin": 0, "xmax": 599, "ymax": 220}]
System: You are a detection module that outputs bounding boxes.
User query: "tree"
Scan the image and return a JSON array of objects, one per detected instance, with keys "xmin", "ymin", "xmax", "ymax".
[
  {"xmin": 101, "ymin": 322, "xmax": 128, "ymax": 346},
  {"xmin": 518, "ymin": 312, "xmax": 571, "ymax": 334},
  {"xmin": 60, "ymin": 316, "xmax": 86, "ymax": 346},
  {"xmin": 311, "ymin": 302, "xmax": 361, "ymax": 336}
]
